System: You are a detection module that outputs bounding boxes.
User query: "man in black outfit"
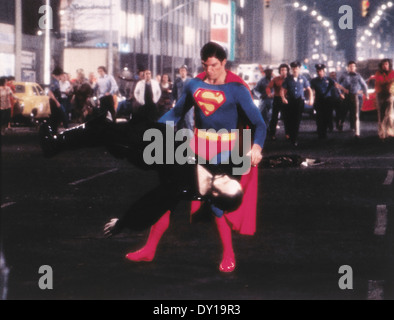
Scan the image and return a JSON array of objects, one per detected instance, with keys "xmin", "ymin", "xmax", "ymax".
[
  {"xmin": 310, "ymin": 64, "xmax": 337, "ymax": 139},
  {"xmin": 39, "ymin": 110, "xmax": 243, "ymax": 232}
]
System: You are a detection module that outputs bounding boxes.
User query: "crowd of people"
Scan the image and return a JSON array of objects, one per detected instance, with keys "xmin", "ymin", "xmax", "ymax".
[
  {"xmin": 43, "ymin": 64, "xmax": 197, "ymax": 133},
  {"xmin": 1, "ymin": 57, "xmax": 394, "ymax": 143},
  {"xmin": 253, "ymin": 58, "xmax": 394, "ymax": 145}
]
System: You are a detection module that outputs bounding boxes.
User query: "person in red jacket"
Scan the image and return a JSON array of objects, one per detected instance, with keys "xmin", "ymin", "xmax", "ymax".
[{"xmin": 375, "ymin": 58, "xmax": 394, "ymax": 140}]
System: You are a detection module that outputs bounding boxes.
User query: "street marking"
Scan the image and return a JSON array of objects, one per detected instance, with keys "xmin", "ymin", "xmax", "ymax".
[
  {"xmin": 0, "ymin": 250, "xmax": 10, "ymax": 301},
  {"xmin": 374, "ymin": 205, "xmax": 388, "ymax": 236},
  {"xmin": 69, "ymin": 168, "xmax": 119, "ymax": 186},
  {"xmin": 367, "ymin": 280, "xmax": 384, "ymax": 300},
  {"xmin": 1, "ymin": 202, "xmax": 16, "ymax": 209},
  {"xmin": 383, "ymin": 169, "xmax": 394, "ymax": 185}
]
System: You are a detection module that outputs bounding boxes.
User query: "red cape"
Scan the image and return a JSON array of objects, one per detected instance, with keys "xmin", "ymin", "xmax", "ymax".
[
  {"xmin": 191, "ymin": 70, "xmax": 259, "ymax": 236},
  {"xmin": 196, "ymin": 70, "xmax": 252, "ymax": 96}
]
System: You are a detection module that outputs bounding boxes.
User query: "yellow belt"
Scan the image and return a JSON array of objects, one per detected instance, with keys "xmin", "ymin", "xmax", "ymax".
[{"xmin": 195, "ymin": 129, "xmax": 237, "ymax": 142}]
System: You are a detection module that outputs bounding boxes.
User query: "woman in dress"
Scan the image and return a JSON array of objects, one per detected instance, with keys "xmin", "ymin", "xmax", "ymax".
[{"xmin": 375, "ymin": 59, "xmax": 394, "ymax": 140}]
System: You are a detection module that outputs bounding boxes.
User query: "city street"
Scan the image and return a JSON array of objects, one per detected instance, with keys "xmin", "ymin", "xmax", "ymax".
[{"xmin": 1, "ymin": 116, "xmax": 393, "ymax": 300}]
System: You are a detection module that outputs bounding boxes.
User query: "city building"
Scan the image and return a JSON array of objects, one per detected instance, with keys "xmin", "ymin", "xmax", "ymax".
[
  {"xmin": 59, "ymin": 0, "xmax": 212, "ymax": 81},
  {"xmin": 0, "ymin": 0, "xmax": 62, "ymax": 84},
  {"xmin": 1, "ymin": 0, "xmax": 348, "ymax": 84}
]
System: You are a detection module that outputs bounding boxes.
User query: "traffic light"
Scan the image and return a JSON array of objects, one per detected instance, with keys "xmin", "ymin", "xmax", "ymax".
[
  {"xmin": 265, "ymin": 0, "xmax": 271, "ymax": 8},
  {"xmin": 361, "ymin": 0, "xmax": 370, "ymax": 17}
]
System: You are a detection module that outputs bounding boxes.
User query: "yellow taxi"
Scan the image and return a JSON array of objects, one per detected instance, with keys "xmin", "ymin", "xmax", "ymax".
[{"xmin": 13, "ymin": 82, "xmax": 51, "ymax": 120}]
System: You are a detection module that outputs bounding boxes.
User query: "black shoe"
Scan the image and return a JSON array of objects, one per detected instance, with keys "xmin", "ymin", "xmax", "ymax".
[{"xmin": 39, "ymin": 122, "xmax": 62, "ymax": 158}]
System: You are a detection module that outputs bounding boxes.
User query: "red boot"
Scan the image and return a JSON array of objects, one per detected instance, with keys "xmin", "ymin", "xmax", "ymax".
[
  {"xmin": 125, "ymin": 211, "xmax": 171, "ymax": 262},
  {"xmin": 215, "ymin": 216, "xmax": 236, "ymax": 273}
]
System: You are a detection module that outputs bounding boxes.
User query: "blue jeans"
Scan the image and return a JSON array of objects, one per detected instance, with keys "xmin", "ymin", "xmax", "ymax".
[{"xmin": 60, "ymin": 98, "xmax": 72, "ymax": 128}]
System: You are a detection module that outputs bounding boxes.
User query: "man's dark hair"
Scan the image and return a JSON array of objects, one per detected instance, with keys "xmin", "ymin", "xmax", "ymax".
[
  {"xmin": 265, "ymin": 69, "xmax": 273, "ymax": 79},
  {"xmin": 0, "ymin": 77, "xmax": 7, "ymax": 86},
  {"xmin": 348, "ymin": 61, "xmax": 356, "ymax": 66},
  {"xmin": 279, "ymin": 63, "xmax": 290, "ymax": 73},
  {"xmin": 290, "ymin": 61, "xmax": 301, "ymax": 68},
  {"xmin": 52, "ymin": 66, "xmax": 64, "ymax": 76},
  {"xmin": 200, "ymin": 42, "xmax": 227, "ymax": 62},
  {"xmin": 98, "ymin": 66, "xmax": 107, "ymax": 73},
  {"xmin": 378, "ymin": 58, "xmax": 393, "ymax": 72}
]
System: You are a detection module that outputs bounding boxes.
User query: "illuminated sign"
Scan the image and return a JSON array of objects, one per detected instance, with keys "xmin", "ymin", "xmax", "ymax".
[{"xmin": 211, "ymin": 0, "xmax": 235, "ymax": 61}]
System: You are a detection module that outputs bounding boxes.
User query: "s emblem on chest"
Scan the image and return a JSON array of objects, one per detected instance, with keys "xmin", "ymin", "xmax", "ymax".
[{"xmin": 194, "ymin": 89, "xmax": 226, "ymax": 116}]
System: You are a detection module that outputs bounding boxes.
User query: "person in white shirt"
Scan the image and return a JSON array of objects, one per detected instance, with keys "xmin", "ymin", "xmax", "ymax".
[
  {"xmin": 95, "ymin": 66, "xmax": 119, "ymax": 121},
  {"xmin": 95, "ymin": 66, "xmax": 119, "ymax": 98},
  {"xmin": 59, "ymin": 73, "xmax": 72, "ymax": 128},
  {"xmin": 134, "ymin": 70, "xmax": 162, "ymax": 121}
]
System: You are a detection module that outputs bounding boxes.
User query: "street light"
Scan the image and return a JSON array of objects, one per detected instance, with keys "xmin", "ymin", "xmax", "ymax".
[
  {"xmin": 269, "ymin": 1, "xmax": 338, "ymax": 65},
  {"xmin": 43, "ymin": 0, "xmax": 51, "ymax": 86},
  {"xmin": 357, "ymin": 0, "xmax": 394, "ymax": 55}
]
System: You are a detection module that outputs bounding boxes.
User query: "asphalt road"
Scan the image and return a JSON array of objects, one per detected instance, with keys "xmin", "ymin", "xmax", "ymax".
[{"xmin": 1, "ymin": 116, "xmax": 393, "ymax": 301}]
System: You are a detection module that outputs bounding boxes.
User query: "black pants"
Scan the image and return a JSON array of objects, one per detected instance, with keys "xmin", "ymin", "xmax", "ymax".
[
  {"xmin": 315, "ymin": 97, "xmax": 334, "ymax": 139},
  {"xmin": 332, "ymin": 97, "xmax": 345, "ymax": 129},
  {"xmin": 282, "ymin": 98, "xmax": 304, "ymax": 143},
  {"xmin": 61, "ymin": 118, "xmax": 238, "ymax": 231},
  {"xmin": 99, "ymin": 95, "xmax": 116, "ymax": 122},
  {"xmin": 116, "ymin": 160, "xmax": 197, "ymax": 231},
  {"xmin": 49, "ymin": 100, "xmax": 64, "ymax": 132},
  {"xmin": 0, "ymin": 108, "xmax": 11, "ymax": 127},
  {"xmin": 268, "ymin": 97, "xmax": 284, "ymax": 136},
  {"xmin": 343, "ymin": 94, "xmax": 361, "ymax": 135}
]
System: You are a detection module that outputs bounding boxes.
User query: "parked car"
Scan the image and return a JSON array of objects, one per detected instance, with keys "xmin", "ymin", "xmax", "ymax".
[{"xmin": 13, "ymin": 82, "xmax": 51, "ymax": 122}]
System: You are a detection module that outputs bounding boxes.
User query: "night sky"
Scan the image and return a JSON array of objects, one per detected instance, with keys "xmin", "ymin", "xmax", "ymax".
[{"xmin": 14, "ymin": 0, "xmax": 393, "ymax": 60}]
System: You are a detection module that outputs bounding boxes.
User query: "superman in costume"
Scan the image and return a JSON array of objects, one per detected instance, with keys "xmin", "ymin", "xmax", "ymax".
[
  {"xmin": 113, "ymin": 42, "xmax": 266, "ymax": 272},
  {"xmin": 39, "ymin": 42, "xmax": 266, "ymax": 273}
]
